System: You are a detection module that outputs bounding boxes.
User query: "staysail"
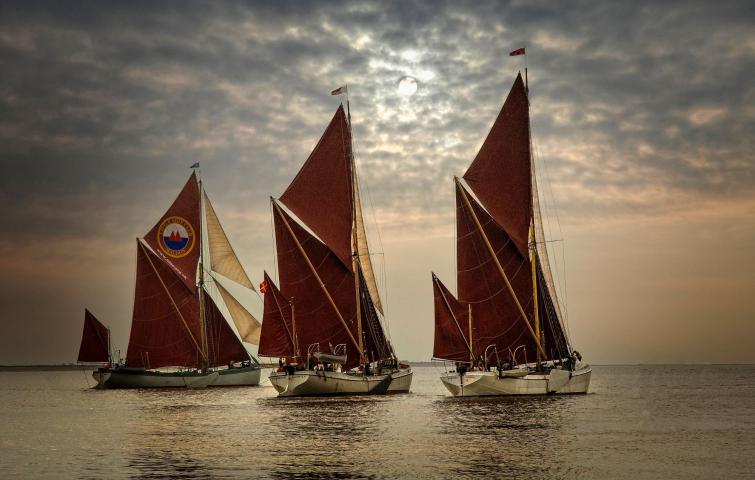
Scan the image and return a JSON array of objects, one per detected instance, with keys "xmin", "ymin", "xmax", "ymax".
[
  {"xmin": 215, "ymin": 281, "xmax": 261, "ymax": 345},
  {"xmin": 202, "ymin": 189, "xmax": 262, "ymax": 345},
  {"xmin": 432, "ymin": 274, "xmax": 472, "ymax": 362},
  {"xmin": 258, "ymin": 272, "xmax": 296, "ymax": 358},
  {"xmin": 77, "ymin": 309, "xmax": 110, "ymax": 363}
]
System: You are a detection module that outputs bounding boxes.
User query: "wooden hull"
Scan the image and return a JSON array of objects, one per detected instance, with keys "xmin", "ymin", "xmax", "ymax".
[
  {"xmin": 93, "ymin": 368, "xmax": 219, "ymax": 389},
  {"xmin": 210, "ymin": 365, "xmax": 261, "ymax": 387},
  {"xmin": 440, "ymin": 365, "xmax": 591, "ymax": 397},
  {"xmin": 386, "ymin": 367, "xmax": 413, "ymax": 393},
  {"xmin": 269, "ymin": 370, "xmax": 392, "ymax": 397}
]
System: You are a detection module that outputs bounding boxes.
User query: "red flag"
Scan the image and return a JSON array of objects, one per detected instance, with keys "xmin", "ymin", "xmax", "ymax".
[
  {"xmin": 509, "ymin": 48, "xmax": 526, "ymax": 56},
  {"xmin": 259, "ymin": 279, "xmax": 268, "ymax": 294},
  {"xmin": 330, "ymin": 85, "xmax": 347, "ymax": 96}
]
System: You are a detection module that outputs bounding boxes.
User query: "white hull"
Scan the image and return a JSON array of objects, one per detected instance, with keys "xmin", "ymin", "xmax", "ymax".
[
  {"xmin": 210, "ymin": 366, "xmax": 261, "ymax": 387},
  {"xmin": 440, "ymin": 365, "xmax": 591, "ymax": 397},
  {"xmin": 269, "ymin": 370, "xmax": 392, "ymax": 397},
  {"xmin": 386, "ymin": 367, "xmax": 413, "ymax": 393},
  {"xmin": 92, "ymin": 368, "xmax": 219, "ymax": 389}
]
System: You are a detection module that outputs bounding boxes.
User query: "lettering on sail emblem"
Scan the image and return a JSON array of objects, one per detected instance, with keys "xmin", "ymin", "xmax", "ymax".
[{"xmin": 157, "ymin": 216, "xmax": 195, "ymax": 258}]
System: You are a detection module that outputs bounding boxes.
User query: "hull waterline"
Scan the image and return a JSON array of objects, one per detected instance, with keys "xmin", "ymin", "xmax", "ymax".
[
  {"xmin": 440, "ymin": 365, "xmax": 591, "ymax": 397},
  {"xmin": 269, "ymin": 370, "xmax": 393, "ymax": 397},
  {"xmin": 91, "ymin": 365, "xmax": 260, "ymax": 389}
]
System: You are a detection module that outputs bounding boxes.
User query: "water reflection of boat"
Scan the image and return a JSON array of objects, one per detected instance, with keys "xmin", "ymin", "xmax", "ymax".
[
  {"xmin": 432, "ymin": 71, "xmax": 591, "ymax": 396},
  {"xmin": 80, "ymin": 171, "xmax": 262, "ymax": 388},
  {"xmin": 259, "ymin": 89, "xmax": 412, "ymax": 396}
]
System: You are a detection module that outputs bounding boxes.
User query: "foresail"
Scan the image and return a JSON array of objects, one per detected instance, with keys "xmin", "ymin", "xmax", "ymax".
[
  {"xmin": 432, "ymin": 274, "xmax": 471, "ymax": 362},
  {"xmin": 258, "ymin": 272, "xmax": 296, "ymax": 358},
  {"xmin": 353, "ymin": 171, "xmax": 383, "ymax": 314},
  {"xmin": 77, "ymin": 309, "xmax": 109, "ymax": 363},
  {"xmin": 215, "ymin": 279, "xmax": 261, "ymax": 345},
  {"xmin": 203, "ymin": 191, "xmax": 254, "ymax": 290}
]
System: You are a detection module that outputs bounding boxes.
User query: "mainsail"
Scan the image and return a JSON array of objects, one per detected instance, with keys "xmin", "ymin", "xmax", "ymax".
[
  {"xmin": 433, "ymin": 73, "xmax": 570, "ymax": 365},
  {"xmin": 262, "ymin": 105, "xmax": 392, "ymax": 369},
  {"xmin": 78, "ymin": 309, "xmax": 110, "ymax": 363}
]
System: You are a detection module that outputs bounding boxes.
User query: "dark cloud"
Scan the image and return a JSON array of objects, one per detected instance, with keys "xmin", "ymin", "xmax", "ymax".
[{"xmin": 1, "ymin": 0, "xmax": 753, "ymax": 363}]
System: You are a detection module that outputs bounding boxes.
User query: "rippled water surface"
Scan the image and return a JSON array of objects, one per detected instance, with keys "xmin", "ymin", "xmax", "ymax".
[{"xmin": 1, "ymin": 365, "xmax": 753, "ymax": 479}]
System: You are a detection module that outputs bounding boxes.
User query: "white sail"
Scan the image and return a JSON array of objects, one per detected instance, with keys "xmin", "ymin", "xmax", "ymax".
[
  {"xmin": 203, "ymin": 191, "xmax": 255, "ymax": 290},
  {"xmin": 353, "ymin": 170, "xmax": 384, "ymax": 315},
  {"xmin": 215, "ymin": 279, "xmax": 262, "ymax": 345}
]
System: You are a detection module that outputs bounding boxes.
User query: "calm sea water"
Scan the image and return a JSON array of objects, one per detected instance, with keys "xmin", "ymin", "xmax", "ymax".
[{"xmin": 0, "ymin": 365, "xmax": 753, "ymax": 479}]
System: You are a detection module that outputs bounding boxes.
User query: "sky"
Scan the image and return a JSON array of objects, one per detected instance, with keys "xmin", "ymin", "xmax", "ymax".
[{"xmin": 1, "ymin": 0, "xmax": 753, "ymax": 365}]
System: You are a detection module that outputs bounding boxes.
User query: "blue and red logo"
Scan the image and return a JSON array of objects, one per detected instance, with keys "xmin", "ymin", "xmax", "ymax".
[{"xmin": 156, "ymin": 216, "xmax": 195, "ymax": 258}]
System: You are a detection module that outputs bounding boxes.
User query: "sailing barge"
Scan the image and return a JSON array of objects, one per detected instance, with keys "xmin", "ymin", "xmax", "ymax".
[
  {"xmin": 432, "ymin": 73, "xmax": 591, "ymax": 396},
  {"xmin": 79, "ymin": 172, "xmax": 263, "ymax": 388},
  {"xmin": 259, "ymin": 94, "xmax": 412, "ymax": 396}
]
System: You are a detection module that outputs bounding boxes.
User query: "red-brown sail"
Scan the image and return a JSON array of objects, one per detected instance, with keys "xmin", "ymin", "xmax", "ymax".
[
  {"xmin": 456, "ymin": 184, "xmax": 540, "ymax": 361},
  {"xmin": 463, "ymin": 73, "xmax": 531, "ymax": 257},
  {"xmin": 432, "ymin": 274, "xmax": 472, "ymax": 362},
  {"xmin": 143, "ymin": 172, "xmax": 201, "ymax": 292},
  {"xmin": 279, "ymin": 105, "xmax": 354, "ymax": 270},
  {"xmin": 272, "ymin": 203, "xmax": 362, "ymax": 368},
  {"xmin": 77, "ymin": 309, "xmax": 109, "ymax": 363},
  {"xmin": 258, "ymin": 272, "xmax": 296, "ymax": 358},
  {"xmin": 126, "ymin": 242, "xmax": 203, "ymax": 369},
  {"xmin": 203, "ymin": 291, "xmax": 251, "ymax": 367}
]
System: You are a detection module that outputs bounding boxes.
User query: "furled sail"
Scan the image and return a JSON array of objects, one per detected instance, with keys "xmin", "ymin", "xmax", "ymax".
[
  {"xmin": 353, "ymin": 171, "xmax": 384, "ymax": 315},
  {"xmin": 258, "ymin": 272, "xmax": 296, "ymax": 358},
  {"xmin": 463, "ymin": 73, "xmax": 532, "ymax": 258},
  {"xmin": 77, "ymin": 309, "xmax": 109, "ymax": 363},
  {"xmin": 279, "ymin": 105, "xmax": 354, "ymax": 270},
  {"xmin": 127, "ymin": 241, "xmax": 204, "ymax": 369},
  {"xmin": 359, "ymin": 266, "xmax": 391, "ymax": 361},
  {"xmin": 203, "ymin": 191, "xmax": 254, "ymax": 289},
  {"xmin": 215, "ymin": 280, "xmax": 261, "ymax": 345},
  {"xmin": 432, "ymin": 274, "xmax": 472, "ymax": 362},
  {"xmin": 143, "ymin": 173, "xmax": 201, "ymax": 292}
]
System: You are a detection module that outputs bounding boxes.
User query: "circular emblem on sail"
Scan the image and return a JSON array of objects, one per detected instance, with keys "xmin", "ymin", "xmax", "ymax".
[{"xmin": 156, "ymin": 216, "xmax": 195, "ymax": 258}]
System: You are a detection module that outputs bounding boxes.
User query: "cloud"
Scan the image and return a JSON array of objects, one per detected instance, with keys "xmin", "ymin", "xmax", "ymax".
[{"xmin": 1, "ymin": 0, "xmax": 753, "ymax": 363}]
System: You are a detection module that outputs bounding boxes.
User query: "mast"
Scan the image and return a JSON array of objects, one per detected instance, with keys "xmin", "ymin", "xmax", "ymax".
[
  {"xmin": 345, "ymin": 92, "xmax": 366, "ymax": 366},
  {"xmin": 530, "ymin": 224, "xmax": 541, "ymax": 367},
  {"xmin": 290, "ymin": 299, "xmax": 298, "ymax": 358},
  {"xmin": 197, "ymin": 175, "xmax": 209, "ymax": 370},
  {"xmin": 468, "ymin": 304, "xmax": 473, "ymax": 364},
  {"xmin": 455, "ymin": 177, "xmax": 546, "ymax": 359}
]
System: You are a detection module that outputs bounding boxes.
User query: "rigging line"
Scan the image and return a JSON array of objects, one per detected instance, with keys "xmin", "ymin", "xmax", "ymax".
[
  {"xmin": 137, "ymin": 240, "xmax": 208, "ymax": 365},
  {"xmin": 270, "ymin": 199, "xmax": 278, "ymax": 286},
  {"xmin": 531, "ymin": 123, "xmax": 569, "ymax": 320}
]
